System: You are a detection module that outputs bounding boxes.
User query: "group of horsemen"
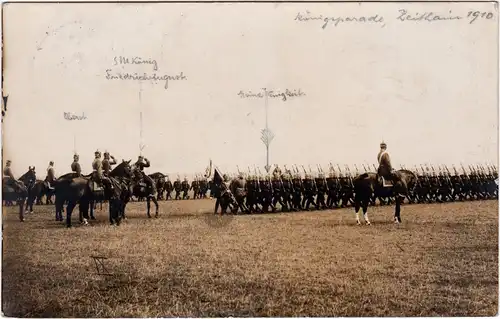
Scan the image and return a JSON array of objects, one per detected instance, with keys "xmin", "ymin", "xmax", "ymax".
[
  {"xmin": 3, "ymin": 142, "xmax": 498, "ymax": 210},
  {"xmin": 3, "ymin": 150, "xmax": 157, "ymax": 196}
]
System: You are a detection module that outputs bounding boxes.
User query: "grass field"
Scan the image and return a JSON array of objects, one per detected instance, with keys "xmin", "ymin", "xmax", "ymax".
[{"xmin": 2, "ymin": 199, "xmax": 498, "ymax": 317}]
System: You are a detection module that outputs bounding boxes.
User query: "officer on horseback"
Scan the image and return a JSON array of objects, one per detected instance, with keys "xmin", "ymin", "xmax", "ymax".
[
  {"xmin": 3, "ymin": 160, "xmax": 24, "ymax": 190},
  {"xmin": 71, "ymin": 154, "xmax": 82, "ymax": 177},
  {"xmin": 45, "ymin": 161, "xmax": 56, "ymax": 190},
  {"xmin": 92, "ymin": 150, "xmax": 110, "ymax": 190},
  {"xmin": 377, "ymin": 141, "xmax": 395, "ymax": 187},
  {"xmin": 134, "ymin": 155, "xmax": 156, "ymax": 194},
  {"xmin": 102, "ymin": 151, "xmax": 117, "ymax": 177}
]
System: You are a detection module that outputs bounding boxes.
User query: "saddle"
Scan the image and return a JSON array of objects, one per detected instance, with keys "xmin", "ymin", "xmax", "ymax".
[
  {"xmin": 378, "ymin": 175, "xmax": 394, "ymax": 188},
  {"xmin": 90, "ymin": 174, "xmax": 105, "ymax": 192},
  {"xmin": 44, "ymin": 179, "xmax": 55, "ymax": 190},
  {"xmin": 90, "ymin": 180, "xmax": 104, "ymax": 192}
]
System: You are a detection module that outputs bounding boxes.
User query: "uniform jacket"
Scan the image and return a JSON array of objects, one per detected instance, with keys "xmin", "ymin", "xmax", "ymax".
[
  {"xmin": 102, "ymin": 157, "xmax": 117, "ymax": 174},
  {"xmin": 92, "ymin": 158, "xmax": 103, "ymax": 177},
  {"xmin": 3, "ymin": 166, "xmax": 14, "ymax": 179},
  {"xmin": 46, "ymin": 166, "xmax": 56, "ymax": 181},
  {"xmin": 71, "ymin": 161, "xmax": 82, "ymax": 175},
  {"xmin": 377, "ymin": 150, "xmax": 392, "ymax": 176}
]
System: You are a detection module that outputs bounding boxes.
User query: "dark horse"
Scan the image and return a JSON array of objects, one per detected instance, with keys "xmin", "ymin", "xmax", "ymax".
[
  {"xmin": 2, "ymin": 175, "xmax": 29, "ymax": 222},
  {"xmin": 149, "ymin": 172, "xmax": 166, "ymax": 201},
  {"xmin": 18, "ymin": 167, "xmax": 38, "ymax": 214},
  {"xmin": 353, "ymin": 169, "xmax": 417, "ymax": 225},
  {"xmin": 54, "ymin": 160, "xmax": 134, "ymax": 228},
  {"xmin": 129, "ymin": 168, "xmax": 159, "ymax": 218}
]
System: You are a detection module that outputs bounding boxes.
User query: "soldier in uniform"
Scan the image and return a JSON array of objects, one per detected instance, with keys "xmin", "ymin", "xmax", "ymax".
[
  {"xmin": 173, "ymin": 176, "xmax": 182, "ymax": 200},
  {"xmin": 134, "ymin": 155, "xmax": 156, "ymax": 194},
  {"xmin": 181, "ymin": 177, "xmax": 190, "ymax": 200},
  {"xmin": 71, "ymin": 154, "xmax": 82, "ymax": 177},
  {"xmin": 259, "ymin": 174, "xmax": 274, "ymax": 213},
  {"xmin": 191, "ymin": 176, "xmax": 200, "ymax": 199},
  {"xmin": 272, "ymin": 164, "xmax": 282, "ymax": 176},
  {"xmin": 92, "ymin": 150, "xmax": 110, "ymax": 189},
  {"xmin": 102, "ymin": 151, "xmax": 117, "ymax": 177},
  {"xmin": 302, "ymin": 173, "xmax": 318, "ymax": 211},
  {"xmin": 245, "ymin": 174, "xmax": 260, "ymax": 213},
  {"xmin": 291, "ymin": 172, "xmax": 303, "ymax": 211},
  {"xmin": 233, "ymin": 172, "xmax": 248, "ymax": 213},
  {"xmin": 3, "ymin": 160, "xmax": 25, "ymax": 191},
  {"xmin": 164, "ymin": 175, "xmax": 173, "ymax": 200},
  {"xmin": 315, "ymin": 172, "xmax": 328, "ymax": 210},
  {"xmin": 377, "ymin": 141, "xmax": 396, "ymax": 187},
  {"xmin": 280, "ymin": 171, "xmax": 294, "ymax": 212},
  {"xmin": 271, "ymin": 173, "xmax": 284, "ymax": 212},
  {"xmin": 45, "ymin": 161, "xmax": 56, "ymax": 190}
]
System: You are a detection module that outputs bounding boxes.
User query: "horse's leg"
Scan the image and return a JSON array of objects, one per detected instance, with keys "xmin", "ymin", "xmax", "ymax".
[
  {"xmin": 90, "ymin": 200, "xmax": 96, "ymax": 220},
  {"xmin": 362, "ymin": 199, "xmax": 371, "ymax": 225},
  {"xmin": 146, "ymin": 197, "xmax": 151, "ymax": 218},
  {"xmin": 394, "ymin": 194, "xmax": 402, "ymax": 224},
  {"xmin": 24, "ymin": 193, "xmax": 30, "ymax": 213},
  {"xmin": 55, "ymin": 197, "xmax": 61, "ymax": 221},
  {"xmin": 79, "ymin": 201, "xmax": 90, "ymax": 225},
  {"xmin": 29, "ymin": 193, "xmax": 35, "ymax": 213},
  {"xmin": 66, "ymin": 201, "xmax": 77, "ymax": 228},
  {"xmin": 114, "ymin": 200, "xmax": 123, "ymax": 226},
  {"xmin": 152, "ymin": 197, "xmax": 159, "ymax": 218},
  {"xmin": 109, "ymin": 200, "xmax": 115, "ymax": 225},
  {"xmin": 18, "ymin": 198, "xmax": 25, "ymax": 222},
  {"xmin": 214, "ymin": 197, "xmax": 220, "ymax": 214},
  {"xmin": 354, "ymin": 195, "xmax": 361, "ymax": 225}
]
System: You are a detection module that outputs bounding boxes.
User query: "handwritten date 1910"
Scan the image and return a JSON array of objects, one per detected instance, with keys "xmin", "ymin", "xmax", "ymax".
[{"xmin": 467, "ymin": 11, "xmax": 495, "ymax": 24}]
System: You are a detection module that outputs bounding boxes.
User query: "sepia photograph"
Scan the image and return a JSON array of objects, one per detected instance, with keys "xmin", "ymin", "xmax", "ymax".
[{"xmin": 1, "ymin": 1, "xmax": 498, "ymax": 317}]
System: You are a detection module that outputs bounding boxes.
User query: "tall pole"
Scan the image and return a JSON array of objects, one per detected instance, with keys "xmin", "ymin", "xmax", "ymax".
[
  {"xmin": 260, "ymin": 88, "xmax": 274, "ymax": 173},
  {"xmin": 139, "ymin": 82, "xmax": 144, "ymax": 156},
  {"xmin": 265, "ymin": 88, "xmax": 269, "ymax": 171},
  {"xmin": 264, "ymin": 87, "xmax": 268, "ymax": 132}
]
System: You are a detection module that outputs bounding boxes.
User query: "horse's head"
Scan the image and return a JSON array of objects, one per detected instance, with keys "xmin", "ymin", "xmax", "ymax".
[
  {"xmin": 19, "ymin": 167, "xmax": 37, "ymax": 186},
  {"xmin": 110, "ymin": 160, "xmax": 134, "ymax": 179}
]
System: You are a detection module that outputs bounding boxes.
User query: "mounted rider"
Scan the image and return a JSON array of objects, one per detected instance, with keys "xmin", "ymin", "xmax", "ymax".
[
  {"xmin": 45, "ymin": 161, "xmax": 56, "ymax": 190},
  {"xmin": 377, "ymin": 141, "xmax": 396, "ymax": 187},
  {"xmin": 71, "ymin": 154, "xmax": 82, "ymax": 177},
  {"xmin": 92, "ymin": 150, "xmax": 111, "ymax": 190},
  {"xmin": 102, "ymin": 151, "xmax": 117, "ymax": 177},
  {"xmin": 3, "ymin": 160, "xmax": 25, "ymax": 191},
  {"xmin": 134, "ymin": 155, "xmax": 156, "ymax": 194}
]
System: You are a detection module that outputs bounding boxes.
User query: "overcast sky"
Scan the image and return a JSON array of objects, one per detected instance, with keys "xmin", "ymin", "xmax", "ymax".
[{"xmin": 3, "ymin": 2, "xmax": 498, "ymax": 178}]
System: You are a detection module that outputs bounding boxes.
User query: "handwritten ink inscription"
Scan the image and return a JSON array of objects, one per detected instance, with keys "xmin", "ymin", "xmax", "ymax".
[
  {"xmin": 238, "ymin": 89, "xmax": 306, "ymax": 102},
  {"xmin": 105, "ymin": 56, "xmax": 188, "ymax": 90},
  {"xmin": 105, "ymin": 70, "xmax": 187, "ymax": 90},
  {"xmin": 295, "ymin": 11, "xmax": 385, "ymax": 29},
  {"xmin": 64, "ymin": 112, "xmax": 87, "ymax": 121},
  {"xmin": 295, "ymin": 9, "xmax": 495, "ymax": 29},
  {"xmin": 113, "ymin": 56, "xmax": 158, "ymax": 71},
  {"xmin": 397, "ymin": 9, "xmax": 495, "ymax": 24}
]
